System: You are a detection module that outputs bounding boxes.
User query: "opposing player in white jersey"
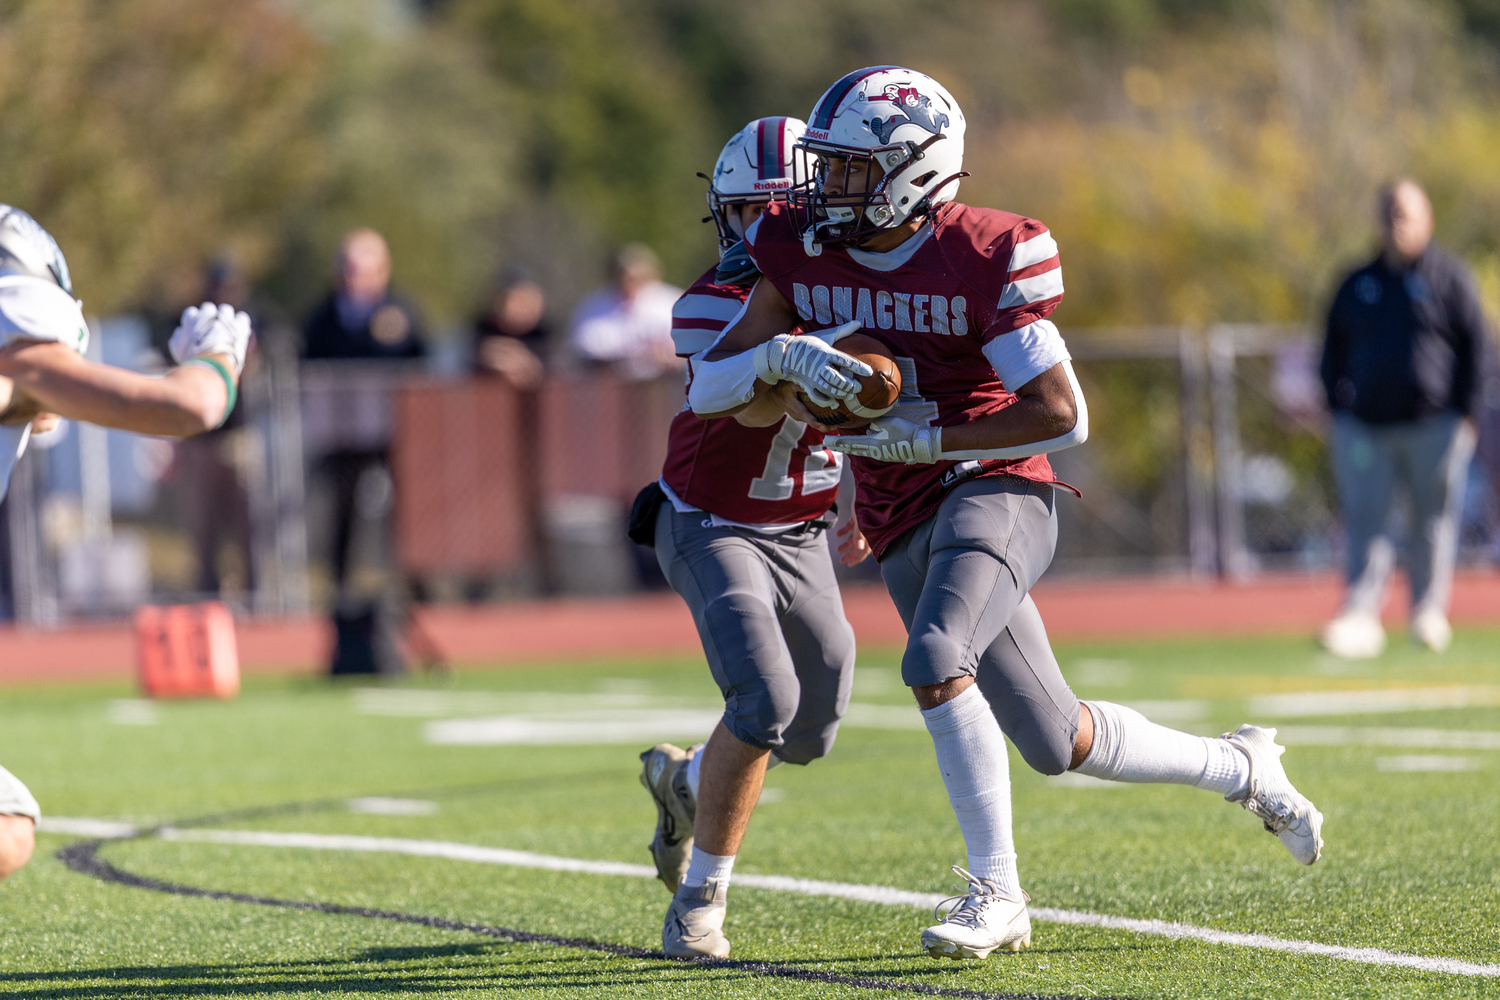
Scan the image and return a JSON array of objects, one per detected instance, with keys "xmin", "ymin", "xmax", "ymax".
[
  {"xmin": 689, "ymin": 68, "xmax": 1323, "ymax": 960},
  {"xmin": 635, "ymin": 117, "xmax": 871, "ymax": 959},
  {"xmin": 0, "ymin": 205, "xmax": 252, "ymax": 881}
]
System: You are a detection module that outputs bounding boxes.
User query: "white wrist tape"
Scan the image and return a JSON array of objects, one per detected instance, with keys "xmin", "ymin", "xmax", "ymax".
[
  {"xmin": 751, "ymin": 335, "xmax": 790, "ymax": 385},
  {"xmin": 941, "ymin": 359, "xmax": 1089, "ymax": 461},
  {"xmin": 687, "ymin": 339, "xmax": 759, "ymax": 415}
]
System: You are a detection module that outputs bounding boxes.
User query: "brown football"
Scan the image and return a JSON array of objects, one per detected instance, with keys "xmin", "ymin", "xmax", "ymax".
[{"xmin": 797, "ymin": 333, "xmax": 902, "ymax": 429}]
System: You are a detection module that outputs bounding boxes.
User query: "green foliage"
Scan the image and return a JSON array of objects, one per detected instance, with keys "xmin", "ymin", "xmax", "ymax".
[
  {"xmin": 263, "ymin": 8, "xmax": 513, "ymax": 320},
  {"xmin": 0, "ymin": 0, "xmax": 326, "ymax": 313},
  {"xmin": 447, "ymin": 0, "xmax": 721, "ymax": 287},
  {"xmin": 6, "ymin": 0, "xmax": 1500, "ymax": 326}
]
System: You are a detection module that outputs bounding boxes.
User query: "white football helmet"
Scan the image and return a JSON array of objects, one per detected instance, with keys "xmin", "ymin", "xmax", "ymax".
[
  {"xmin": 0, "ymin": 205, "xmax": 73, "ymax": 296},
  {"xmin": 789, "ymin": 67, "xmax": 967, "ymax": 250},
  {"xmin": 707, "ymin": 116, "xmax": 808, "ymax": 249}
]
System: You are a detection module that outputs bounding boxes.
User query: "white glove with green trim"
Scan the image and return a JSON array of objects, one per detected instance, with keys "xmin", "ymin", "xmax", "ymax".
[{"xmin": 169, "ymin": 302, "xmax": 252, "ymax": 374}]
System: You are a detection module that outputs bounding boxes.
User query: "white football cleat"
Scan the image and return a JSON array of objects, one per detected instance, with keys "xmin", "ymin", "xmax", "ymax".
[
  {"xmin": 662, "ymin": 877, "xmax": 730, "ymax": 959},
  {"xmin": 920, "ymin": 867, "xmax": 1031, "ymax": 960},
  {"xmin": 1321, "ymin": 610, "xmax": 1385, "ymax": 659},
  {"xmin": 1223, "ymin": 725, "xmax": 1324, "ymax": 865},
  {"xmin": 639, "ymin": 742, "xmax": 699, "ymax": 891},
  {"xmin": 1410, "ymin": 606, "xmax": 1452, "ymax": 652}
]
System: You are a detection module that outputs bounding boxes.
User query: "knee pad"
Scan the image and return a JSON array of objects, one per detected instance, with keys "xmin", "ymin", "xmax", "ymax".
[
  {"xmin": 701, "ymin": 594, "xmax": 799, "ymax": 750},
  {"xmin": 901, "ymin": 627, "xmax": 974, "ymax": 689},
  {"xmin": 775, "ymin": 703, "xmax": 845, "ymax": 765},
  {"xmin": 990, "ymin": 695, "xmax": 1076, "ymax": 775},
  {"xmin": 719, "ymin": 682, "xmax": 800, "ymax": 751}
]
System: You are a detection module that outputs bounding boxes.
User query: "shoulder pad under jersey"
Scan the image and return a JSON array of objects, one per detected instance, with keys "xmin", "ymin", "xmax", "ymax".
[{"xmin": 0, "ymin": 276, "xmax": 89, "ymax": 353}]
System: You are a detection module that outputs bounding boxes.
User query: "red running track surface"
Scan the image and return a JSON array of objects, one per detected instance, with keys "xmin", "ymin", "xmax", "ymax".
[{"xmin": 2, "ymin": 571, "xmax": 1497, "ymax": 685}]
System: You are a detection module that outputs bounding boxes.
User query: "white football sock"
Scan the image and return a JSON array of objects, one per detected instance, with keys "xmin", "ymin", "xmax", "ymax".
[
  {"xmin": 686, "ymin": 741, "xmax": 776, "ymax": 803},
  {"xmin": 685, "ymin": 746, "xmax": 704, "ymax": 801},
  {"xmin": 921, "ymin": 684, "xmax": 1021, "ymax": 900},
  {"xmin": 681, "ymin": 846, "xmax": 735, "ymax": 889},
  {"xmin": 1075, "ymin": 701, "xmax": 1249, "ymax": 797}
]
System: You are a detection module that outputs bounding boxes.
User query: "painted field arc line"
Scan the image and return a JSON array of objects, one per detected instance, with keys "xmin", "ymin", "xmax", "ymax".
[
  {"xmin": 142, "ymin": 825, "xmax": 1500, "ymax": 977},
  {"xmin": 54, "ymin": 838, "xmax": 1122, "ymax": 1000}
]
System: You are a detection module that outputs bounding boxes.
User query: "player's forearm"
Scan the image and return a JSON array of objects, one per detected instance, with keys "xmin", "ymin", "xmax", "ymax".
[
  {"xmin": 940, "ymin": 399, "xmax": 1076, "ymax": 452},
  {"xmin": 940, "ymin": 362, "xmax": 1083, "ymax": 454},
  {"xmin": 705, "ymin": 279, "xmax": 797, "ymax": 361},
  {"xmin": 10, "ymin": 355, "xmax": 233, "ymax": 437},
  {"xmin": 729, "ymin": 382, "xmax": 784, "ymax": 426}
]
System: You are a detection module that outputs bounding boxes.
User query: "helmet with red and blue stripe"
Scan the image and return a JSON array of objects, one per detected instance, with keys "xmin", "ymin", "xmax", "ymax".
[
  {"xmin": 789, "ymin": 67, "xmax": 967, "ymax": 251},
  {"xmin": 706, "ymin": 116, "xmax": 808, "ymax": 250}
]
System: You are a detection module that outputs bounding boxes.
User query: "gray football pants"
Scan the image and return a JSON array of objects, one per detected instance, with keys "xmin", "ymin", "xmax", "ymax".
[
  {"xmin": 654, "ymin": 505, "xmax": 856, "ymax": 764},
  {"xmin": 879, "ymin": 477, "xmax": 1081, "ymax": 775},
  {"xmin": 1331, "ymin": 412, "xmax": 1477, "ymax": 615}
]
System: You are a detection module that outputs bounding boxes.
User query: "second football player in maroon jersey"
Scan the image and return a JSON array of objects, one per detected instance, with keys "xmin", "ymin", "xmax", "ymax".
[
  {"xmin": 691, "ymin": 67, "xmax": 1324, "ymax": 962},
  {"xmin": 636, "ymin": 117, "xmax": 870, "ymax": 960}
]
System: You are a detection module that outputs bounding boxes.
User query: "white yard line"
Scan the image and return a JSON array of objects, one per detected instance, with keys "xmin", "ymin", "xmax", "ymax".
[
  {"xmin": 1276, "ymin": 726, "xmax": 1500, "ymax": 750},
  {"xmin": 38, "ymin": 818, "xmax": 1499, "ymax": 978},
  {"xmin": 1248, "ymin": 685, "xmax": 1500, "ymax": 718}
]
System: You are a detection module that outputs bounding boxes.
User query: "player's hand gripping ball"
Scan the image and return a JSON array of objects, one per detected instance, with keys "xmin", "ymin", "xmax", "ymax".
[{"xmin": 796, "ymin": 333, "xmax": 901, "ymax": 428}]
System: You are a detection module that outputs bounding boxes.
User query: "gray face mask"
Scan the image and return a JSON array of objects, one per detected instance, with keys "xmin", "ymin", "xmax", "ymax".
[
  {"xmin": 0, "ymin": 205, "xmax": 72, "ymax": 296},
  {"xmin": 0, "ymin": 421, "xmax": 32, "ymax": 504}
]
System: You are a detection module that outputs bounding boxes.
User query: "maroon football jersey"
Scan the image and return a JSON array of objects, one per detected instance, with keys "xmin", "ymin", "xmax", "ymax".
[
  {"xmin": 660, "ymin": 266, "xmax": 841, "ymax": 524},
  {"xmin": 745, "ymin": 200, "xmax": 1064, "ymax": 557}
]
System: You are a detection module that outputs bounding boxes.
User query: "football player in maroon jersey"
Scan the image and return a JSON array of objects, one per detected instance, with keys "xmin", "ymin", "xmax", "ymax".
[
  {"xmin": 636, "ymin": 117, "xmax": 872, "ymax": 959},
  {"xmin": 691, "ymin": 68, "xmax": 1323, "ymax": 961}
]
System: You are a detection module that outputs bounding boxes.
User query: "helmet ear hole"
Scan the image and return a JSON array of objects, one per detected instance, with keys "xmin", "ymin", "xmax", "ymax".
[{"xmin": 912, "ymin": 171, "xmax": 938, "ymax": 188}]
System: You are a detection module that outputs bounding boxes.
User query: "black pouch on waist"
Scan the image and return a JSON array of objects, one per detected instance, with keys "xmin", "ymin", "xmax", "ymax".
[{"xmin": 627, "ymin": 481, "xmax": 668, "ymax": 546}]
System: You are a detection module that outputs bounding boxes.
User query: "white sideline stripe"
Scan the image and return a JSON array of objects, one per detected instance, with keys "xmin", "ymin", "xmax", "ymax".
[
  {"xmin": 1277, "ymin": 726, "xmax": 1500, "ymax": 750},
  {"xmin": 1026, "ymin": 907, "xmax": 1500, "ymax": 978},
  {"xmin": 1249, "ymin": 686, "xmax": 1500, "ymax": 718},
  {"xmin": 46, "ymin": 823, "xmax": 1475, "ymax": 978},
  {"xmin": 36, "ymin": 817, "xmax": 138, "ymax": 838},
  {"xmin": 158, "ymin": 828, "xmax": 662, "ymax": 879}
]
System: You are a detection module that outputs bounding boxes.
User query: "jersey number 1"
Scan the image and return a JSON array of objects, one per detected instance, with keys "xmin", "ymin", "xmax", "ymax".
[{"xmin": 748, "ymin": 417, "xmax": 839, "ymax": 500}]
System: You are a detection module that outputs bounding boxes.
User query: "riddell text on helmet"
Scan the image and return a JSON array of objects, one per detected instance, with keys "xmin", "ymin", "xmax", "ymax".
[{"xmin": 790, "ymin": 282, "xmax": 969, "ymax": 336}]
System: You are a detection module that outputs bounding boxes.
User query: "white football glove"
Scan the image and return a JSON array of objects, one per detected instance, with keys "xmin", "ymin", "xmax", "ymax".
[
  {"xmin": 825, "ymin": 417, "xmax": 943, "ymax": 465},
  {"xmin": 752, "ymin": 323, "xmax": 872, "ymax": 405},
  {"xmin": 169, "ymin": 302, "xmax": 252, "ymax": 374}
]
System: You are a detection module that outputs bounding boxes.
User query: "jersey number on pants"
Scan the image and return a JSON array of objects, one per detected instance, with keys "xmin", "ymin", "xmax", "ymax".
[{"xmin": 749, "ymin": 416, "xmax": 840, "ymax": 500}]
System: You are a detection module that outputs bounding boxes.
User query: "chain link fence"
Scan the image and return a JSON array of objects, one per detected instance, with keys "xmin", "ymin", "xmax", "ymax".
[{"xmin": 1, "ymin": 322, "xmax": 1493, "ymax": 624}]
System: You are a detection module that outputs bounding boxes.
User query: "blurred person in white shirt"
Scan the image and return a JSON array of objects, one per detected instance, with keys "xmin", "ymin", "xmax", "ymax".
[{"xmin": 568, "ymin": 244, "xmax": 682, "ymax": 380}]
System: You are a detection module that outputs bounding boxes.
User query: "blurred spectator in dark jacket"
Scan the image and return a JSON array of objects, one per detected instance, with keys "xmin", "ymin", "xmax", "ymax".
[
  {"xmin": 1319, "ymin": 179, "xmax": 1487, "ymax": 658},
  {"xmin": 301, "ymin": 228, "xmax": 424, "ymax": 593},
  {"xmin": 473, "ymin": 268, "xmax": 548, "ymax": 389},
  {"xmin": 303, "ymin": 228, "xmax": 425, "ymax": 361}
]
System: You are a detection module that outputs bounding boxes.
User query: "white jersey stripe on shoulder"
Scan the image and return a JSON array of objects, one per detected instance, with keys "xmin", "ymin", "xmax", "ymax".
[
  {"xmin": 1008, "ymin": 231, "xmax": 1058, "ymax": 273},
  {"xmin": 672, "ymin": 295, "xmax": 745, "ymax": 323},
  {"xmin": 671, "ymin": 326, "xmax": 725, "ymax": 357},
  {"xmin": 982, "ymin": 319, "xmax": 1070, "ymax": 391},
  {"xmin": 997, "ymin": 268, "xmax": 1064, "ymax": 311}
]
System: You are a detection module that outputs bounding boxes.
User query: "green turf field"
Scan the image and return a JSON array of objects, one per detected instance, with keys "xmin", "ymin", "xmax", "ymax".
[{"xmin": 2, "ymin": 629, "xmax": 1498, "ymax": 999}]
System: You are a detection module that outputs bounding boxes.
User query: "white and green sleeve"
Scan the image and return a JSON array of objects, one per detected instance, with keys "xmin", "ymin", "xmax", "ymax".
[
  {"xmin": 0, "ymin": 275, "xmax": 89, "ymax": 500},
  {"xmin": 0, "ymin": 764, "xmax": 39, "ymax": 821}
]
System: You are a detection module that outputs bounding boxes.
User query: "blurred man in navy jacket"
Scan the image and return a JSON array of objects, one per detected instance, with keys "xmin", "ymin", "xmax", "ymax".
[{"xmin": 1320, "ymin": 180, "xmax": 1487, "ymax": 656}]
